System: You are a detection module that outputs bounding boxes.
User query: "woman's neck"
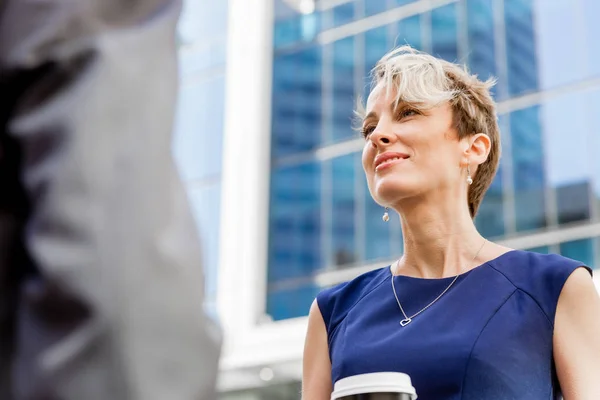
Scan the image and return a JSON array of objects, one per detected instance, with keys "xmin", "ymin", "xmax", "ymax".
[{"xmin": 394, "ymin": 198, "xmax": 487, "ymax": 279}]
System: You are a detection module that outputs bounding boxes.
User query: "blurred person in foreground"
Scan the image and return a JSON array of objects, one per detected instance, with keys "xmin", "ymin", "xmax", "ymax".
[
  {"xmin": 0, "ymin": 0, "xmax": 221, "ymax": 399},
  {"xmin": 303, "ymin": 46, "xmax": 600, "ymax": 400}
]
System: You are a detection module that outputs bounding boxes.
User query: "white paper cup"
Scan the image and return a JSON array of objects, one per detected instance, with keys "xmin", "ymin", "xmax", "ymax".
[{"xmin": 331, "ymin": 372, "xmax": 417, "ymax": 400}]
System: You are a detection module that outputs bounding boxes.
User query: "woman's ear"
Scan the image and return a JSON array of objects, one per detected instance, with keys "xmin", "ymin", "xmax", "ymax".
[{"xmin": 466, "ymin": 133, "xmax": 491, "ymax": 165}]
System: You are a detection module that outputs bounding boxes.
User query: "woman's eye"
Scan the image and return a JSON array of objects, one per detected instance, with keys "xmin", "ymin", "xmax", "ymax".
[
  {"xmin": 361, "ymin": 125, "xmax": 375, "ymax": 138},
  {"xmin": 400, "ymin": 109, "xmax": 418, "ymax": 119}
]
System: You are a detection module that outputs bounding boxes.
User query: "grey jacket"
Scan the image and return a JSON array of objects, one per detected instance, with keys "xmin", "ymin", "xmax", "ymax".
[{"xmin": 0, "ymin": 0, "xmax": 221, "ymax": 398}]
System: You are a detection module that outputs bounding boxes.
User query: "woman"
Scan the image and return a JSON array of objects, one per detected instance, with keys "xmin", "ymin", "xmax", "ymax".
[{"xmin": 302, "ymin": 46, "xmax": 600, "ymax": 400}]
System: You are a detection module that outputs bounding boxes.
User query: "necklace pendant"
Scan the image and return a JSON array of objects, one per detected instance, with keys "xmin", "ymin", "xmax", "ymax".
[{"xmin": 400, "ymin": 318, "xmax": 412, "ymax": 327}]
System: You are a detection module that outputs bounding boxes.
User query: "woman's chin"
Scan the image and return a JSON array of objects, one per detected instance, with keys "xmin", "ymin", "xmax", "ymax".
[{"xmin": 373, "ymin": 180, "xmax": 418, "ymax": 203}]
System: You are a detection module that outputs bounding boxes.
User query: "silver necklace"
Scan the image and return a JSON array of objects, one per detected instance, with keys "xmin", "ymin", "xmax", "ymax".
[{"xmin": 391, "ymin": 239, "xmax": 487, "ymax": 327}]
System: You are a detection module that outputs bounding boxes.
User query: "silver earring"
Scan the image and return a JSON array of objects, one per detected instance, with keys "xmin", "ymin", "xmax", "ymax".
[
  {"xmin": 466, "ymin": 165, "xmax": 473, "ymax": 185},
  {"xmin": 382, "ymin": 207, "xmax": 390, "ymax": 222}
]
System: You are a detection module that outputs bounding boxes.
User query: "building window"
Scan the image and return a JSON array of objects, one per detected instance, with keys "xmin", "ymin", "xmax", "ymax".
[
  {"xmin": 330, "ymin": 37, "xmax": 357, "ymax": 143},
  {"xmin": 475, "ymin": 164, "xmax": 505, "ymax": 239},
  {"xmin": 269, "ymin": 161, "xmax": 323, "ymax": 284},
  {"xmin": 396, "ymin": 15, "xmax": 422, "ymax": 51},
  {"xmin": 509, "ymin": 106, "xmax": 547, "ymax": 232},
  {"xmin": 466, "ymin": 0, "xmax": 497, "ymax": 96},
  {"xmin": 329, "ymin": 153, "xmax": 359, "ymax": 267},
  {"xmin": 504, "ymin": 0, "xmax": 538, "ymax": 96},
  {"xmin": 560, "ymin": 238, "xmax": 595, "ymax": 268},
  {"xmin": 272, "ymin": 46, "xmax": 323, "ymax": 157},
  {"xmin": 431, "ymin": 3, "xmax": 458, "ymax": 62}
]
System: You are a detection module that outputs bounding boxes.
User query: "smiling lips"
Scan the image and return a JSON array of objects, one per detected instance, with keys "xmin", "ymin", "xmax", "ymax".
[{"xmin": 374, "ymin": 152, "xmax": 410, "ymax": 171}]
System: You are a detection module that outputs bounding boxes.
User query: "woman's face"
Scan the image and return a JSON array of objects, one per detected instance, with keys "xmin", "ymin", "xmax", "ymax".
[{"xmin": 361, "ymin": 87, "xmax": 468, "ymax": 207}]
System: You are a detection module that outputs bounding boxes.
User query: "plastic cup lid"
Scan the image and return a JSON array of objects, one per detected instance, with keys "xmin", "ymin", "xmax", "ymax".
[{"xmin": 331, "ymin": 372, "xmax": 417, "ymax": 399}]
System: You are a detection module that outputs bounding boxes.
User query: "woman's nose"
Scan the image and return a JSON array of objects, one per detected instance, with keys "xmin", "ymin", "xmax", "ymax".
[{"xmin": 370, "ymin": 129, "xmax": 395, "ymax": 147}]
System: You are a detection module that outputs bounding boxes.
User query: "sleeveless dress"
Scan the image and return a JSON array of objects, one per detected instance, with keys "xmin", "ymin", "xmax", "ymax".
[{"xmin": 316, "ymin": 250, "xmax": 593, "ymax": 400}]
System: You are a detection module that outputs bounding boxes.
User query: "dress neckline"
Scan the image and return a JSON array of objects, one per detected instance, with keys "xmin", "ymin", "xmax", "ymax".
[{"xmin": 388, "ymin": 249, "xmax": 519, "ymax": 282}]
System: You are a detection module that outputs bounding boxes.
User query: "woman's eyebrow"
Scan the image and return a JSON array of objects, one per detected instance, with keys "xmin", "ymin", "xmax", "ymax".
[
  {"xmin": 363, "ymin": 111, "xmax": 378, "ymax": 121},
  {"xmin": 390, "ymin": 99, "xmax": 409, "ymax": 111}
]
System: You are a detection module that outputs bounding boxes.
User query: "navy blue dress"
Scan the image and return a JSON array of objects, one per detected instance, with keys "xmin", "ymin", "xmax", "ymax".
[{"xmin": 317, "ymin": 250, "xmax": 593, "ymax": 400}]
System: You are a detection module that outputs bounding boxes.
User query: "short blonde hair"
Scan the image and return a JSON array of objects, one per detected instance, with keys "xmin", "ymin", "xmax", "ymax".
[{"xmin": 359, "ymin": 45, "xmax": 501, "ymax": 217}]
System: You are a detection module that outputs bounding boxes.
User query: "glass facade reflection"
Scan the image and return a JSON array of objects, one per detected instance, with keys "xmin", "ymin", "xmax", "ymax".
[
  {"xmin": 330, "ymin": 37, "xmax": 356, "ymax": 143},
  {"xmin": 269, "ymin": 161, "xmax": 322, "ymax": 282},
  {"xmin": 330, "ymin": 154, "xmax": 358, "ymax": 266},
  {"xmin": 271, "ymin": 47, "xmax": 322, "ymax": 156},
  {"xmin": 267, "ymin": 0, "xmax": 600, "ymax": 321},
  {"xmin": 396, "ymin": 15, "xmax": 421, "ymax": 51},
  {"xmin": 510, "ymin": 105, "xmax": 547, "ymax": 232},
  {"xmin": 466, "ymin": 0, "xmax": 496, "ymax": 86},
  {"xmin": 431, "ymin": 4, "xmax": 458, "ymax": 62},
  {"xmin": 504, "ymin": 0, "xmax": 538, "ymax": 97},
  {"xmin": 174, "ymin": 0, "xmax": 228, "ymax": 314}
]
